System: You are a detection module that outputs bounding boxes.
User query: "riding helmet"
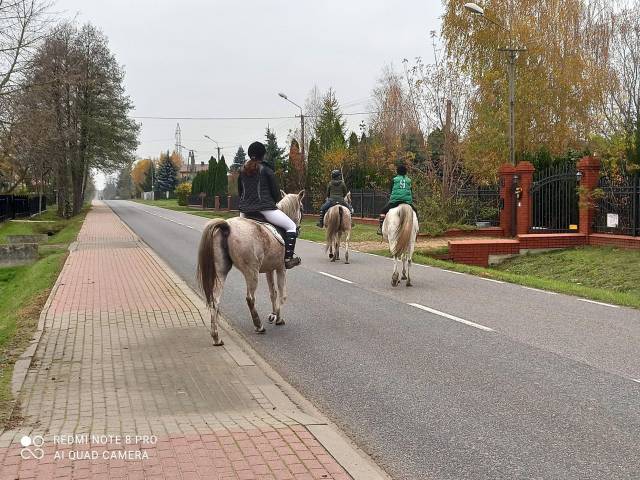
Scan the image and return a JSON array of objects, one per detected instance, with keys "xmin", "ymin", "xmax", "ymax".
[
  {"xmin": 248, "ymin": 141, "xmax": 266, "ymax": 160},
  {"xmin": 331, "ymin": 169, "xmax": 341, "ymax": 179}
]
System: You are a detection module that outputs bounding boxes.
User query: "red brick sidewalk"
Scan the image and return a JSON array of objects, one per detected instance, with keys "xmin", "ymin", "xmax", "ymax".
[{"xmin": 0, "ymin": 203, "xmax": 352, "ymax": 480}]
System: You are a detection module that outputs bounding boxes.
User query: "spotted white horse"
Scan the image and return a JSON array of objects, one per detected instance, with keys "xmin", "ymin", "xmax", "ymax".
[{"xmin": 382, "ymin": 203, "xmax": 419, "ymax": 286}]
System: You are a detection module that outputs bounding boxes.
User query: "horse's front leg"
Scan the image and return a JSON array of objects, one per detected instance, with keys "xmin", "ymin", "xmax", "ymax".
[
  {"xmin": 266, "ymin": 270, "xmax": 280, "ymax": 324},
  {"xmin": 274, "ymin": 268, "xmax": 286, "ymax": 325},
  {"xmin": 391, "ymin": 256, "xmax": 400, "ymax": 287},
  {"xmin": 344, "ymin": 229, "xmax": 350, "ymax": 264},
  {"xmin": 243, "ymin": 270, "xmax": 264, "ymax": 333}
]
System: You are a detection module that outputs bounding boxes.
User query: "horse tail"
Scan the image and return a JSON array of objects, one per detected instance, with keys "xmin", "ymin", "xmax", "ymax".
[
  {"xmin": 325, "ymin": 207, "xmax": 338, "ymax": 252},
  {"xmin": 392, "ymin": 204, "xmax": 415, "ymax": 256},
  {"xmin": 197, "ymin": 218, "xmax": 231, "ymax": 307}
]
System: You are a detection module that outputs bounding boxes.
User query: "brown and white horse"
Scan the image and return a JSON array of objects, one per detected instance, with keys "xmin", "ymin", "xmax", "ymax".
[
  {"xmin": 382, "ymin": 203, "xmax": 419, "ymax": 287},
  {"xmin": 324, "ymin": 193, "xmax": 352, "ymax": 264},
  {"xmin": 197, "ymin": 191, "xmax": 305, "ymax": 345}
]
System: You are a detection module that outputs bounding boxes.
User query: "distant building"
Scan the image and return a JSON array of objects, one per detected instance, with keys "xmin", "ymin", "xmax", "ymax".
[{"xmin": 179, "ymin": 151, "xmax": 208, "ymax": 182}]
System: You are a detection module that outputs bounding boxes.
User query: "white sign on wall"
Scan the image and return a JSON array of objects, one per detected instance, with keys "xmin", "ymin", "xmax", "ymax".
[{"xmin": 607, "ymin": 213, "xmax": 619, "ymax": 228}]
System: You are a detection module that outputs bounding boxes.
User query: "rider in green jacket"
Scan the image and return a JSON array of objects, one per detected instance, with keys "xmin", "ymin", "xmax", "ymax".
[{"xmin": 377, "ymin": 164, "xmax": 418, "ymax": 235}]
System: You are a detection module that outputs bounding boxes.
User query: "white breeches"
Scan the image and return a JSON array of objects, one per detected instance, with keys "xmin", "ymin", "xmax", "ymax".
[{"xmin": 241, "ymin": 209, "xmax": 297, "ymax": 232}]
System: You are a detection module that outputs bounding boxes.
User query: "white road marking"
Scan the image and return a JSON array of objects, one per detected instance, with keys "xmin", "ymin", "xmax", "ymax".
[
  {"xmin": 441, "ymin": 269, "xmax": 464, "ymax": 275},
  {"xmin": 521, "ymin": 286, "xmax": 557, "ymax": 295},
  {"xmin": 318, "ymin": 271, "xmax": 353, "ymax": 284},
  {"xmin": 578, "ymin": 299, "xmax": 620, "ymax": 309},
  {"xmin": 409, "ymin": 303, "xmax": 494, "ymax": 332},
  {"xmin": 478, "ymin": 277, "xmax": 504, "ymax": 284},
  {"xmin": 632, "ymin": 379, "xmax": 640, "ymax": 384}
]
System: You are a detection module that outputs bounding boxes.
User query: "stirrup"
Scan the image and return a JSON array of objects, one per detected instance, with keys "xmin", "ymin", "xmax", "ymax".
[{"xmin": 285, "ymin": 256, "xmax": 301, "ymax": 269}]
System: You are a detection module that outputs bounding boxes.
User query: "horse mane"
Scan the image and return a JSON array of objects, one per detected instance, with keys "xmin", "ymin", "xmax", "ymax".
[
  {"xmin": 391, "ymin": 204, "xmax": 415, "ymax": 256},
  {"xmin": 277, "ymin": 194, "xmax": 301, "ymax": 222}
]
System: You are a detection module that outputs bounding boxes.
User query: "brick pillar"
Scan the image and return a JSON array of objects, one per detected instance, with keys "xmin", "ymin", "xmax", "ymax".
[
  {"xmin": 214, "ymin": 195, "xmax": 220, "ymax": 210},
  {"xmin": 515, "ymin": 161, "xmax": 536, "ymax": 236},
  {"xmin": 577, "ymin": 156, "xmax": 601, "ymax": 236},
  {"xmin": 227, "ymin": 195, "xmax": 232, "ymax": 211},
  {"xmin": 499, "ymin": 164, "xmax": 517, "ymax": 237}
]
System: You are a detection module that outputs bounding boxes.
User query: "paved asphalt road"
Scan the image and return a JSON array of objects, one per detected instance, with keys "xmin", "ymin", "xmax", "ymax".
[{"xmin": 107, "ymin": 200, "xmax": 640, "ymax": 480}]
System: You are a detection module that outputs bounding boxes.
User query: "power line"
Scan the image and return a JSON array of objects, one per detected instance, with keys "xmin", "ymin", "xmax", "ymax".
[{"xmin": 131, "ymin": 110, "xmax": 390, "ymax": 121}]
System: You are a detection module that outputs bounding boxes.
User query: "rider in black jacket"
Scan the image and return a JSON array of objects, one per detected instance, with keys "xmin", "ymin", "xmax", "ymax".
[{"xmin": 238, "ymin": 142, "xmax": 301, "ymax": 269}]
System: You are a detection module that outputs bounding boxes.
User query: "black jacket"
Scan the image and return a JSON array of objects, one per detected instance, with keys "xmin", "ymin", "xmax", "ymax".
[{"xmin": 238, "ymin": 164, "xmax": 281, "ymax": 212}]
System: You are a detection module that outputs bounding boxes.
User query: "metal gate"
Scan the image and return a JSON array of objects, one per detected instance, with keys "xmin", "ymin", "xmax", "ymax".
[
  {"xmin": 530, "ymin": 163, "xmax": 579, "ymax": 232},
  {"xmin": 594, "ymin": 172, "xmax": 640, "ymax": 236}
]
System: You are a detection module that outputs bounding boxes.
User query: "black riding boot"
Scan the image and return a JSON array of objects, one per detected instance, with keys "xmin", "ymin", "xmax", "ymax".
[
  {"xmin": 316, "ymin": 213, "xmax": 324, "ymax": 228},
  {"xmin": 284, "ymin": 232, "xmax": 301, "ymax": 269},
  {"xmin": 377, "ymin": 215, "xmax": 385, "ymax": 235}
]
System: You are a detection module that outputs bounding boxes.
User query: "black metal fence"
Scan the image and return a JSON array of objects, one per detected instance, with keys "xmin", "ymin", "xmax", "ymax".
[
  {"xmin": 0, "ymin": 194, "xmax": 47, "ymax": 223},
  {"xmin": 457, "ymin": 186, "xmax": 500, "ymax": 226},
  {"xmin": 593, "ymin": 173, "xmax": 640, "ymax": 236},
  {"xmin": 530, "ymin": 162, "xmax": 579, "ymax": 232}
]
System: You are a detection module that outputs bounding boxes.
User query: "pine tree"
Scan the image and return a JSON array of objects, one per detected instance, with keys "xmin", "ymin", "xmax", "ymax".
[
  {"xmin": 206, "ymin": 156, "xmax": 217, "ymax": 197},
  {"xmin": 348, "ymin": 132, "xmax": 359, "ymax": 152},
  {"xmin": 216, "ymin": 155, "xmax": 228, "ymax": 195},
  {"xmin": 156, "ymin": 151, "xmax": 178, "ymax": 192},
  {"xmin": 265, "ymin": 127, "xmax": 285, "ymax": 172},
  {"xmin": 142, "ymin": 161, "xmax": 154, "ymax": 192},
  {"xmin": 315, "ymin": 89, "xmax": 346, "ymax": 154},
  {"xmin": 231, "ymin": 146, "xmax": 246, "ymax": 172},
  {"xmin": 191, "ymin": 172, "xmax": 205, "ymax": 195},
  {"xmin": 305, "ymin": 138, "xmax": 323, "ymax": 208}
]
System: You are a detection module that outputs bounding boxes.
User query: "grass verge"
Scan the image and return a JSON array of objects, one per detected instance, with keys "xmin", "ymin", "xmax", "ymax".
[
  {"xmin": 0, "ymin": 206, "xmax": 89, "ymax": 428},
  {"xmin": 371, "ymin": 246, "xmax": 640, "ymax": 309}
]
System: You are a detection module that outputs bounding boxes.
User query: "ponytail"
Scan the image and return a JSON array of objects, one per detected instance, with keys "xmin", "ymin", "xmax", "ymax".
[{"xmin": 242, "ymin": 158, "xmax": 260, "ymax": 176}]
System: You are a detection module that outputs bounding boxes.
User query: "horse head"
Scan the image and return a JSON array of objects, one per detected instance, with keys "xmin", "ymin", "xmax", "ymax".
[{"xmin": 278, "ymin": 190, "xmax": 305, "ymax": 226}]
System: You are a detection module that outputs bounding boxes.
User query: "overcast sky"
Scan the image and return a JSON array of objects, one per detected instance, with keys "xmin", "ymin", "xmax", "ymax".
[{"xmin": 56, "ymin": 0, "xmax": 443, "ymax": 176}]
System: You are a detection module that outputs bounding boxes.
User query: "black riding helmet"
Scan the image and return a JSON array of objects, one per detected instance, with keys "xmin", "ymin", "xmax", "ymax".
[
  {"xmin": 396, "ymin": 164, "xmax": 407, "ymax": 175},
  {"xmin": 247, "ymin": 141, "xmax": 266, "ymax": 160},
  {"xmin": 331, "ymin": 169, "xmax": 342, "ymax": 180}
]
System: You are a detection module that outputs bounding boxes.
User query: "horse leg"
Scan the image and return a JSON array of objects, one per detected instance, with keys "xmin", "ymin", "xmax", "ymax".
[
  {"xmin": 406, "ymin": 258, "xmax": 413, "ymax": 287},
  {"xmin": 329, "ymin": 244, "xmax": 334, "ymax": 260},
  {"xmin": 401, "ymin": 254, "xmax": 407, "ymax": 280},
  {"xmin": 266, "ymin": 270, "xmax": 279, "ymax": 324},
  {"xmin": 209, "ymin": 274, "xmax": 227, "ymax": 346},
  {"xmin": 344, "ymin": 229, "xmax": 350, "ymax": 264},
  {"xmin": 274, "ymin": 268, "xmax": 286, "ymax": 325},
  {"xmin": 391, "ymin": 256, "xmax": 400, "ymax": 287},
  {"xmin": 243, "ymin": 270, "xmax": 264, "ymax": 333},
  {"xmin": 335, "ymin": 235, "xmax": 340, "ymax": 261}
]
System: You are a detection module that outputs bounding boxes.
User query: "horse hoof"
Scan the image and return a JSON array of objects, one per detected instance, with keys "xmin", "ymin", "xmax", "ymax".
[
  {"xmin": 275, "ymin": 318, "xmax": 285, "ymax": 326},
  {"xmin": 213, "ymin": 339, "xmax": 224, "ymax": 346},
  {"xmin": 401, "ymin": 274, "xmax": 407, "ymax": 280},
  {"xmin": 256, "ymin": 326, "xmax": 266, "ymax": 334},
  {"xmin": 329, "ymin": 253, "xmax": 334, "ymax": 259},
  {"xmin": 345, "ymin": 261, "xmax": 349, "ymax": 264},
  {"xmin": 268, "ymin": 313, "xmax": 277, "ymax": 324},
  {"xmin": 406, "ymin": 282, "xmax": 413, "ymax": 287}
]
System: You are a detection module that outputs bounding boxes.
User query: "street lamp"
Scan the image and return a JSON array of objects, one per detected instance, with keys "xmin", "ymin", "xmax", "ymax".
[
  {"xmin": 465, "ymin": 3, "xmax": 526, "ymax": 166},
  {"xmin": 278, "ymin": 92, "xmax": 306, "ymax": 168},
  {"xmin": 204, "ymin": 135, "xmax": 221, "ymax": 161}
]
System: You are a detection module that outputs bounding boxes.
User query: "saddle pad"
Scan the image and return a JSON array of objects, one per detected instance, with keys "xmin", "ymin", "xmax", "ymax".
[{"xmin": 255, "ymin": 221, "xmax": 285, "ymax": 245}]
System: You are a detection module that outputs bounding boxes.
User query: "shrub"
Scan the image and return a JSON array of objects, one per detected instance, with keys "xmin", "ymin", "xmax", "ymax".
[{"xmin": 176, "ymin": 182, "xmax": 192, "ymax": 206}]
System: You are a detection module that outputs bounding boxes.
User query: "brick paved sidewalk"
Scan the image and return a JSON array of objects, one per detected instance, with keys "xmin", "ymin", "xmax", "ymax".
[{"xmin": 0, "ymin": 202, "xmax": 352, "ymax": 480}]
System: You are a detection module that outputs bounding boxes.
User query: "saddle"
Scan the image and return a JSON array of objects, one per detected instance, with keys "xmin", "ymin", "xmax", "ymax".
[{"xmin": 242, "ymin": 212, "xmax": 285, "ymax": 245}]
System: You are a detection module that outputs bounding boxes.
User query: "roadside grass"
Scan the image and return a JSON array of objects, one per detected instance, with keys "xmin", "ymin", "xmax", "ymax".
[
  {"xmin": 0, "ymin": 206, "xmax": 88, "ymax": 245},
  {"xmin": 131, "ymin": 198, "xmax": 381, "ymax": 242},
  {"xmin": 0, "ymin": 206, "xmax": 88, "ymax": 428},
  {"xmin": 371, "ymin": 246, "xmax": 640, "ymax": 309}
]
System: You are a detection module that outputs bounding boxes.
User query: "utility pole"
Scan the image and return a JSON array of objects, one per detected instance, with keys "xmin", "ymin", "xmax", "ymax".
[{"xmin": 300, "ymin": 113, "xmax": 305, "ymax": 166}]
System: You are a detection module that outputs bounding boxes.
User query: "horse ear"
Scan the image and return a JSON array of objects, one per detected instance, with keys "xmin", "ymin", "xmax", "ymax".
[
  {"xmin": 298, "ymin": 190, "xmax": 306, "ymax": 200},
  {"xmin": 280, "ymin": 189, "xmax": 286, "ymax": 198}
]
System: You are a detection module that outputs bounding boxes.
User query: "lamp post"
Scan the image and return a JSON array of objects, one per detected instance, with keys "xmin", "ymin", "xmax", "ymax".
[
  {"xmin": 204, "ymin": 135, "xmax": 221, "ymax": 161},
  {"xmin": 464, "ymin": 2, "xmax": 526, "ymax": 166},
  {"xmin": 278, "ymin": 92, "xmax": 305, "ymax": 167}
]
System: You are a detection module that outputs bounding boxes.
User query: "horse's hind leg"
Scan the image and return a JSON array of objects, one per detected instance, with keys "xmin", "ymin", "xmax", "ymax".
[
  {"xmin": 334, "ymin": 236, "xmax": 340, "ymax": 261},
  {"xmin": 274, "ymin": 268, "xmax": 286, "ymax": 325},
  {"xmin": 401, "ymin": 255, "xmax": 407, "ymax": 280},
  {"xmin": 391, "ymin": 256, "xmax": 400, "ymax": 287},
  {"xmin": 266, "ymin": 270, "xmax": 280, "ymax": 324},
  {"xmin": 344, "ymin": 230, "xmax": 350, "ymax": 264},
  {"xmin": 209, "ymin": 273, "xmax": 227, "ymax": 346},
  {"xmin": 243, "ymin": 270, "xmax": 264, "ymax": 333},
  {"xmin": 406, "ymin": 258, "xmax": 413, "ymax": 287}
]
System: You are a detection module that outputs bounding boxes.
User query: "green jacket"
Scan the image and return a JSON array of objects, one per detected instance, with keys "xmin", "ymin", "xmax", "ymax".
[
  {"xmin": 389, "ymin": 175, "xmax": 413, "ymax": 204},
  {"xmin": 326, "ymin": 179, "xmax": 348, "ymax": 202}
]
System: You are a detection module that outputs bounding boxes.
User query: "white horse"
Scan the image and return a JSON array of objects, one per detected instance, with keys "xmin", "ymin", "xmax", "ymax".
[
  {"xmin": 382, "ymin": 203, "xmax": 419, "ymax": 286},
  {"xmin": 324, "ymin": 193, "xmax": 352, "ymax": 264},
  {"xmin": 197, "ymin": 191, "xmax": 304, "ymax": 345}
]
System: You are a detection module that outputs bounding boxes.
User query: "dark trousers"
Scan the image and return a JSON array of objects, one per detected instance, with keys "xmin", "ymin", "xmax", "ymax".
[{"xmin": 380, "ymin": 201, "xmax": 418, "ymax": 217}]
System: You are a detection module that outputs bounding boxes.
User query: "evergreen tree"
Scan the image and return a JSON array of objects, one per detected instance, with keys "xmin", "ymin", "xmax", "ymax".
[
  {"xmin": 305, "ymin": 138, "xmax": 323, "ymax": 208},
  {"xmin": 265, "ymin": 127, "xmax": 286, "ymax": 171},
  {"xmin": 216, "ymin": 155, "xmax": 229, "ymax": 195},
  {"xmin": 315, "ymin": 89, "xmax": 346, "ymax": 154},
  {"xmin": 348, "ymin": 132, "xmax": 359, "ymax": 152},
  {"xmin": 156, "ymin": 151, "xmax": 178, "ymax": 192},
  {"xmin": 231, "ymin": 146, "xmax": 246, "ymax": 172},
  {"xmin": 116, "ymin": 164, "xmax": 133, "ymax": 198},
  {"xmin": 141, "ymin": 162, "xmax": 154, "ymax": 192},
  {"xmin": 206, "ymin": 156, "xmax": 217, "ymax": 197}
]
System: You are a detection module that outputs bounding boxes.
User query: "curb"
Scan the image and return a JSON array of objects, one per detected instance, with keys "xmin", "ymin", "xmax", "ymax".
[{"xmin": 110, "ymin": 201, "xmax": 391, "ymax": 480}]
